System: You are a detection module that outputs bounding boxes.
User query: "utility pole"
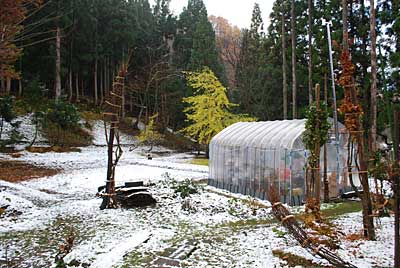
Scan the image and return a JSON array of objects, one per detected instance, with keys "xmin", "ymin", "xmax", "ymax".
[{"xmin": 323, "ymin": 19, "xmax": 340, "ymax": 182}]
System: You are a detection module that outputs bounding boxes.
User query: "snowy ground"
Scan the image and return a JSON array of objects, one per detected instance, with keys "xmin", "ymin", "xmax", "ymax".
[{"xmin": 0, "ymin": 120, "xmax": 396, "ymax": 268}]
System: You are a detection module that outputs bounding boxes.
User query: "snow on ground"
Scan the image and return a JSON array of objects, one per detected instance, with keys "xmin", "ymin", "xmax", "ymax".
[
  {"xmin": 1, "ymin": 114, "xmax": 46, "ymax": 144},
  {"xmin": 91, "ymin": 120, "xmax": 136, "ymax": 146},
  {"xmin": 0, "ymin": 119, "xmax": 396, "ymax": 268},
  {"xmin": 334, "ymin": 212, "xmax": 395, "ymax": 268}
]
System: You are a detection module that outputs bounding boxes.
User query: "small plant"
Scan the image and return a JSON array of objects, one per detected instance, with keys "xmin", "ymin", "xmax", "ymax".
[
  {"xmin": 8, "ymin": 120, "xmax": 24, "ymax": 144},
  {"xmin": 272, "ymin": 227, "xmax": 287, "ymax": 238},
  {"xmin": 55, "ymin": 231, "xmax": 75, "ymax": 268},
  {"xmin": 28, "ymin": 111, "xmax": 44, "ymax": 147},
  {"xmin": 172, "ymin": 179, "xmax": 200, "ymax": 198}
]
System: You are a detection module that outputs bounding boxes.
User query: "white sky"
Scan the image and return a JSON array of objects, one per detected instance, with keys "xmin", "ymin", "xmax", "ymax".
[{"xmin": 154, "ymin": 0, "xmax": 274, "ymax": 29}]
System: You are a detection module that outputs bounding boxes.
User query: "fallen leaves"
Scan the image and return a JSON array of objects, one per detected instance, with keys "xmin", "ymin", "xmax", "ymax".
[{"xmin": 0, "ymin": 159, "xmax": 59, "ymax": 182}]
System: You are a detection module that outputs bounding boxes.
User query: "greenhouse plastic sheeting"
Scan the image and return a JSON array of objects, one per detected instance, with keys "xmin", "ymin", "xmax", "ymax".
[{"xmin": 208, "ymin": 119, "xmax": 351, "ymax": 205}]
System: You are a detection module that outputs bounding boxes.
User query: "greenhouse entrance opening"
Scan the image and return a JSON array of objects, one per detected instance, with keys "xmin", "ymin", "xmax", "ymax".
[{"xmin": 208, "ymin": 119, "xmax": 354, "ymax": 205}]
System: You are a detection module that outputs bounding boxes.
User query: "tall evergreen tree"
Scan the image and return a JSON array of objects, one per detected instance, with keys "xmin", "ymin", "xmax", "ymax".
[
  {"xmin": 189, "ymin": 16, "xmax": 223, "ymax": 77},
  {"xmin": 291, "ymin": 0, "xmax": 297, "ymax": 119}
]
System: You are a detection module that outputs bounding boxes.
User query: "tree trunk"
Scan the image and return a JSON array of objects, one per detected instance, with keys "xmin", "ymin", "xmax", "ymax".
[
  {"xmin": 55, "ymin": 26, "xmax": 62, "ymax": 100},
  {"xmin": 308, "ymin": 0, "xmax": 313, "ymax": 105},
  {"xmin": 75, "ymin": 72, "xmax": 79, "ymax": 101},
  {"xmin": 6, "ymin": 77, "xmax": 11, "ymax": 95},
  {"xmin": 69, "ymin": 0, "xmax": 75, "ymax": 103},
  {"xmin": 130, "ymin": 93, "xmax": 133, "ymax": 113},
  {"xmin": 100, "ymin": 62, "xmax": 104, "ymax": 104},
  {"xmin": 282, "ymin": 1, "xmax": 288, "ymax": 120},
  {"xmin": 18, "ymin": 79, "xmax": 23, "ymax": 97},
  {"xmin": 313, "ymin": 84, "xmax": 321, "ymax": 202},
  {"xmin": 0, "ymin": 80, "xmax": 5, "ymax": 93},
  {"xmin": 393, "ymin": 108, "xmax": 399, "ymax": 268},
  {"xmin": 291, "ymin": 0, "xmax": 297, "ymax": 119},
  {"xmin": 100, "ymin": 126, "xmax": 116, "ymax": 210},
  {"xmin": 69, "ymin": 71, "xmax": 73, "ymax": 102},
  {"xmin": 370, "ymin": 0, "xmax": 377, "ymax": 153},
  {"xmin": 93, "ymin": 9, "xmax": 98, "ymax": 106},
  {"xmin": 104, "ymin": 58, "xmax": 108, "ymax": 95},
  {"xmin": 94, "ymin": 59, "xmax": 98, "ymax": 105},
  {"xmin": 81, "ymin": 78, "xmax": 84, "ymax": 98},
  {"xmin": 342, "ymin": 0, "xmax": 349, "ymax": 51},
  {"xmin": 121, "ymin": 82, "xmax": 125, "ymax": 118},
  {"xmin": 358, "ymin": 138, "xmax": 376, "ymax": 240},
  {"xmin": 18, "ymin": 58, "xmax": 23, "ymax": 97},
  {"xmin": 323, "ymin": 73, "xmax": 329, "ymax": 202}
]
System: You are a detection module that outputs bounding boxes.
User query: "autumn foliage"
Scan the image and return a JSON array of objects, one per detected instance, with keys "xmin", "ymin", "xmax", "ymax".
[
  {"xmin": 0, "ymin": 0, "xmax": 42, "ymax": 80},
  {"xmin": 338, "ymin": 50, "xmax": 363, "ymax": 135}
]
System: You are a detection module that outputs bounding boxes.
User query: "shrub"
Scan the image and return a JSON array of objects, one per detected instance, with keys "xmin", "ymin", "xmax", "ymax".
[
  {"xmin": 45, "ymin": 100, "xmax": 80, "ymax": 129},
  {"xmin": 41, "ymin": 100, "xmax": 92, "ymax": 147},
  {"xmin": 172, "ymin": 178, "xmax": 200, "ymax": 198}
]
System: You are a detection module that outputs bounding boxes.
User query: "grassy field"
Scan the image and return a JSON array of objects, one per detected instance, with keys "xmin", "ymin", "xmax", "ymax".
[{"xmin": 190, "ymin": 158, "xmax": 209, "ymax": 166}]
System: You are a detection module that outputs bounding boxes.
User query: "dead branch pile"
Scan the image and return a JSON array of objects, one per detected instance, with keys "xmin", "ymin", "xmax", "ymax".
[{"xmin": 271, "ymin": 202, "xmax": 357, "ymax": 268}]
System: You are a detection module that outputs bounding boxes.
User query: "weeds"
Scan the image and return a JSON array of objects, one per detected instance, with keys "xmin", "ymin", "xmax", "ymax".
[
  {"xmin": 55, "ymin": 231, "xmax": 75, "ymax": 268},
  {"xmin": 172, "ymin": 179, "xmax": 201, "ymax": 199}
]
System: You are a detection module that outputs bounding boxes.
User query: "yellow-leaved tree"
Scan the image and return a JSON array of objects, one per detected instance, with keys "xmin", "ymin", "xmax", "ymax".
[
  {"xmin": 181, "ymin": 67, "xmax": 255, "ymax": 147},
  {"xmin": 137, "ymin": 113, "xmax": 163, "ymax": 152}
]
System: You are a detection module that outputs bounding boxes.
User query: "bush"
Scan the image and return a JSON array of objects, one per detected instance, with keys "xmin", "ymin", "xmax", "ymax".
[
  {"xmin": 41, "ymin": 100, "xmax": 92, "ymax": 147},
  {"xmin": 42, "ymin": 122, "xmax": 92, "ymax": 147},
  {"xmin": 45, "ymin": 100, "xmax": 80, "ymax": 129},
  {"xmin": 172, "ymin": 178, "xmax": 200, "ymax": 198}
]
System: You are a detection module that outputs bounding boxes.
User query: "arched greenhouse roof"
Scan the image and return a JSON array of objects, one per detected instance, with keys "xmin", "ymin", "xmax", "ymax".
[
  {"xmin": 211, "ymin": 119, "xmax": 307, "ymax": 150},
  {"xmin": 211, "ymin": 118, "xmax": 344, "ymax": 151}
]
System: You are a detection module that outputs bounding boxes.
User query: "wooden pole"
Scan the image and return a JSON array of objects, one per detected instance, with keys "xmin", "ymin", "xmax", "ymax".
[{"xmin": 314, "ymin": 84, "xmax": 321, "ymax": 203}]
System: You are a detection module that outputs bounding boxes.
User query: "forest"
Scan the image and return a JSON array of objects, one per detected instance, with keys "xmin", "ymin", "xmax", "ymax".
[
  {"xmin": 0, "ymin": 0, "xmax": 400, "ymax": 267},
  {"xmin": 1, "ymin": 0, "xmax": 396, "ymax": 128}
]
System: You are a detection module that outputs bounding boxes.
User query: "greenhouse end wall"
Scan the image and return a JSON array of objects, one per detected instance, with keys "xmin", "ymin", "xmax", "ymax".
[
  {"xmin": 208, "ymin": 146, "xmax": 307, "ymax": 205},
  {"xmin": 208, "ymin": 120, "xmax": 350, "ymax": 205}
]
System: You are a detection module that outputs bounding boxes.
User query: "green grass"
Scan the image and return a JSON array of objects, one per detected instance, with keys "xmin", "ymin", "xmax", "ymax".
[
  {"xmin": 320, "ymin": 201, "xmax": 362, "ymax": 218},
  {"xmin": 190, "ymin": 158, "xmax": 209, "ymax": 166}
]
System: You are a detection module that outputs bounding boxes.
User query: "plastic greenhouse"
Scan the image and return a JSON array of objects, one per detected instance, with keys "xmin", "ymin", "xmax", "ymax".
[{"xmin": 208, "ymin": 119, "xmax": 352, "ymax": 205}]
